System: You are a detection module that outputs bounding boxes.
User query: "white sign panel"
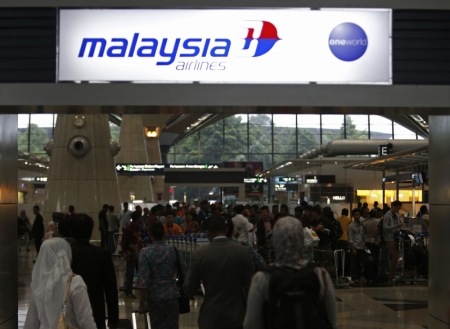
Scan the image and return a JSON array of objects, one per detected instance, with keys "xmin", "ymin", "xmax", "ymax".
[{"xmin": 58, "ymin": 9, "xmax": 391, "ymax": 84}]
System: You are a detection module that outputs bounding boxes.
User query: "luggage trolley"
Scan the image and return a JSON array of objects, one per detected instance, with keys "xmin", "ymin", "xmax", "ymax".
[
  {"xmin": 396, "ymin": 231, "xmax": 428, "ymax": 284},
  {"xmin": 311, "ymin": 249, "xmax": 349, "ymax": 288}
]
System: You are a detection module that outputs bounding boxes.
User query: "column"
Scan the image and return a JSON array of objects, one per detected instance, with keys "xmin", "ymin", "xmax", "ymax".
[
  {"xmin": 116, "ymin": 115, "xmax": 153, "ymax": 203},
  {"xmin": 42, "ymin": 114, "xmax": 121, "ymax": 240},
  {"xmin": 0, "ymin": 115, "xmax": 18, "ymax": 329},
  {"xmin": 428, "ymin": 116, "xmax": 450, "ymax": 329}
]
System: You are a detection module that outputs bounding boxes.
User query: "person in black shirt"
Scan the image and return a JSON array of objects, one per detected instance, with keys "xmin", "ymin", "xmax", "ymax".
[
  {"xmin": 71, "ymin": 214, "xmax": 119, "ymax": 329},
  {"xmin": 98, "ymin": 204, "xmax": 109, "ymax": 249},
  {"xmin": 31, "ymin": 205, "xmax": 44, "ymax": 255}
]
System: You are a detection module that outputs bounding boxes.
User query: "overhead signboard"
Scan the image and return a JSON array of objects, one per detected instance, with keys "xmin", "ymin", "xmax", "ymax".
[
  {"xmin": 168, "ymin": 164, "xmax": 220, "ymax": 169},
  {"xmin": 244, "ymin": 177, "xmax": 268, "ymax": 184},
  {"xmin": 58, "ymin": 9, "xmax": 391, "ymax": 84},
  {"xmin": 116, "ymin": 163, "xmax": 220, "ymax": 175},
  {"xmin": 305, "ymin": 175, "xmax": 336, "ymax": 184},
  {"xmin": 34, "ymin": 177, "xmax": 48, "ymax": 182},
  {"xmin": 279, "ymin": 176, "xmax": 297, "ymax": 183},
  {"xmin": 245, "ymin": 184, "xmax": 264, "ymax": 197}
]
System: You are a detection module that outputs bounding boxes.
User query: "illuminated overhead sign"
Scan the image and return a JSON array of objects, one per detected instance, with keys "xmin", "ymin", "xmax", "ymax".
[
  {"xmin": 116, "ymin": 163, "xmax": 220, "ymax": 175},
  {"xmin": 59, "ymin": 9, "xmax": 391, "ymax": 84},
  {"xmin": 332, "ymin": 196, "xmax": 346, "ymax": 201},
  {"xmin": 244, "ymin": 177, "xmax": 268, "ymax": 184},
  {"xmin": 279, "ymin": 176, "xmax": 297, "ymax": 183},
  {"xmin": 305, "ymin": 175, "xmax": 336, "ymax": 184},
  {"xmin": 34, "ymin": 177, "xmax": 48, "ymax": 182}
]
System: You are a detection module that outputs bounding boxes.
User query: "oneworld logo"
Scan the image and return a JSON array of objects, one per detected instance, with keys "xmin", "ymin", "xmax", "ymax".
[
  {"xmin": 328, "ymin": 23, "xmax": 368, "ymax": 62},
  {"xmin": 77, "ymin": 21, "xmax": 279, "ymax": 70}
]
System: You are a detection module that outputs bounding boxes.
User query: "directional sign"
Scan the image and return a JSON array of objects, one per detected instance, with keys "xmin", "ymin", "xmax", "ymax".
[
  {"xmin": 244, "ymin": 177, "xmax": 268, "ymax": 184},
  {"xmin": 116, "ymin": 164, "xmax": 165, "ymax": 176},
  {"xmin": 34, "ymin": 177, "xmax": 48, "ymax": 182},
  {"xmin": 279, "ymin": 176, "xmax": 297, "ymax": 183},
  {"xmin": 168, "ymin": 164, "xmax": 220, "ymax": 169}
]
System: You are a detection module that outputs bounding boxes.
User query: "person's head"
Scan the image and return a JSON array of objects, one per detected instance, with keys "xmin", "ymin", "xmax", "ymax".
[
  {"xmin": 109, "ymin": 205, "xmax": 114, "ymax": 212},
  {"xmin": 123, "ymin": 202, "xmax": 129, "ymax": 210},
  {"xmin": 280, "ymin": 204, "xmax": 288, "ymax": 216},
  {"xmin": 243, "ymin": 208, "xmax": 251, "ymax": 218},
  {"xmin": 300, "ymin": 201, "xmax": 308, "ymax": 209},
  {"xmin": 201, "ymin": 200, "xmax": 209, "ymax": 210},
  {"xmin": 260, "ymin": 206, "xmax": 269, "ymax": 219},
  {"xmin": 165, "ymin": 204, "xmax": 172, "ymax": 212},
  {"xmin": 19, "ymin": 210, "xmax": 27, "ymax": 219},
  {"xmin": 234, "ymin": 204, "xmax": 245, "ymax": 215},
  {"xmin": 131, "ymin": 211, "xmax": 142, "ymax": 226},
  {"xmin": 420, "ymin": 205, "xmax": 428, "ymax": 215},
  {"xmin": 391, "ymin": 200, "xmax": 402, "ymax": 213},
  {"xmin": 363, "ymin": 202, "xmax": 368, "ymax": 208},
  {"xmin": 322, "ymin": 207, "xmax": 334, "ymax": 221},
  {"xmin": 369, "ymin": 209, "xmax": 377, "ymax": 218},
  {"xmin": 68, "ymin": 205, "xmax": 75, "ymax": 213},
  {"xmin": 362, "ymin": 207, "xmax": 370, "ymax": 218},
  {"xmin": 374, "ymin": 201, "xmax": 379, "ymax": 208},
  {"xmin": 272, "ymin": 204, "xmax": 278, "ymax": 214},
  {"xmin": 102, "ymin": 204, "xmax": 109, "ymax": 211},
  {"xmin": 58, "ymin": 216, "xmax": 72, "ymax": 238},
  {"xmin": 272, "ymin": 216, "xmax": 305, "ymax": 268},
  {"xmin": 149, "ymin": 221, "xmax": 165, "ymax": 241},
  {"xmin": 377, "ymin": 208, "xmax": 384, "ymax": 218},
  {"xmin": 135, "ymin": 205, "xmax": 142, "ymax": 214},
  {"xmin": 33, "ymin": 205, "xmax": 40, "ymax": 215},
  {"xmin": 143, "ymin": 207, "xmax": 149, "ymax": 215},
  {"xmin": 357, "ymin": 202, "xmax": 362, "ymax": 208},
  {"xmin": 47, "ymin": 221, "xmax": 55, "ymax": 232},
  {"xmin": 226, "ymin": 205, "xmax": 233, "ymax": 214},
  {"xmin": 166, "ymin": 213, "xmax": 174, "ymax": 226},
  {"xmin": 310, "ymin": 206, "xmax": 321, "ymax": 219},
  {"xmin": 341, "ymin": 208, "xmax": 349, "ymax": 216},
  {"xmin": 352, "ymin": 208, "xmax": 361, "ymax": 222},
  {"xmin": 71, "ymin": 214, "xmax": 94, "ymax": 240},
  {"xmin": 251, "ymin": 204, "xmax": 259, "ymax": 214},
  {"xmin": 294, "ymin": 206, "xmax": 303, "ymax": 218},
  {"xmin": 151, "ymin": 206, "xmax": 158, "ymax": 215},
  {"xmin": 185, "ymin": 213, "xmax": 193, "ymax": 222},
  {"xmin": 305, "ymin": 205, "xmax": 314, "ymax": 220},
  {"xmin": 205, "ymin": 216, "xmax": 227, "ymax": 241}
]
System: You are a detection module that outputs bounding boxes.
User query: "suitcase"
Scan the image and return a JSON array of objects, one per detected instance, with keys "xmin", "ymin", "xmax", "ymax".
[{"xmin": 132, "ymin": 310, "xmax": 151, "ymax": 329}]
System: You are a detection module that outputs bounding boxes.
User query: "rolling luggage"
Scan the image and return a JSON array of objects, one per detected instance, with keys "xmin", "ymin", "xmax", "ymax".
[{"xmin": 364, "ymin": 255, "xmax": 377, "ymax": 281}]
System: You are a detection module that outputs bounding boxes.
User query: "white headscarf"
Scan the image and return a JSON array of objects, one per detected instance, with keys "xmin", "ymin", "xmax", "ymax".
[
  {"xmin": 272, "ymin": 216, "xmax": 308, "ymax": 270},
  {"xmin": 30, "ymin": 238, "xmax": 73, "ymax": 329}
]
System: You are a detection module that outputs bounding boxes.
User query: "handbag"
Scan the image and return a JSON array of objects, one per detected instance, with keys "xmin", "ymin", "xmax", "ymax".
[
  {"xmin": 57, "ymin": 274, "xmax": 78, "ymax": 329},
  {"xmin": 174, "ymin": 247, "xmax": 190, "ymax": 314}
]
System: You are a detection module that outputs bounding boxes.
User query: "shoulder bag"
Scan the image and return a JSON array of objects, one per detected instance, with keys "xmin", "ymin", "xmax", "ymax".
[
  {"xmin": 174, "ymin": 247, "xmax": 190, "ymax": 314},
  {"xmin": 57, "ymin": 274, "xmax": 78, "ymax": 329}
]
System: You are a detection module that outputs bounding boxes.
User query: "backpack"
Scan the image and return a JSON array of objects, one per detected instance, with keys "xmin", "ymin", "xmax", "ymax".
[
  {"xmin": 263, "ymin": 263, "xmax": 333, "ymax": 329},
  {"xmin": 332, "ymin": 219, "xmax": 343, "ymax": 241}
]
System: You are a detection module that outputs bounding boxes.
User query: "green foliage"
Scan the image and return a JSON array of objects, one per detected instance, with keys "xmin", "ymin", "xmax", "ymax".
[
  {"xmin": 18, "ymin": 124, "xmax": 49, "ymax": 154},
  {"xmin": 109, "ymin": 124, "xmax": 120, "ymax": 141}
]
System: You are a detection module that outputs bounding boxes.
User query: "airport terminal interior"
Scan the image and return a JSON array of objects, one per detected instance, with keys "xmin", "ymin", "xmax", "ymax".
[{"xmin": 1, "ymin": 1, "xmax": 450, "ymax": 329}]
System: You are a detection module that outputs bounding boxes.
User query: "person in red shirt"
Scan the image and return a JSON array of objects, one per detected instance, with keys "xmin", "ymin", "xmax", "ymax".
[{"xmin": 121, "ymin": 211, "xmax": 143, "ymax": 298}]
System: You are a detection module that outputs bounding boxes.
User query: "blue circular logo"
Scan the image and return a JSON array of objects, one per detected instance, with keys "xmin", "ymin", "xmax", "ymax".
[{"xmin": 328, "ymin": 23, "xmax": 368, "ymax": 62}]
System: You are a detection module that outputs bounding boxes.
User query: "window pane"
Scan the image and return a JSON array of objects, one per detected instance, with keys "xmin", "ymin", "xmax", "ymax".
[
  {"xmin": 273, "ymin": 114, "xmax": 296, "ymax": 154},
  {"xmin": 298, "ymin": 115, "xmax": 320, "ymax": 154},
  {"xmin": 321, "ymin": 115, "xmax": 344, "ymax": 144},
  {"xmin": 175, "ymin": 133, "xmax": 199, "ymax": 163},
  {"xmin": 224, "ymin": 115, "xmax": 247, "ymax": 154},
  {"xmin": 370, "ymin": 115, "xmax": 392, "ymax": 139},
  {"xmin": 249, "ymin": 154, "xmax": 272, "ymax": 170},
  {"xmin": 18, "ymin": 114, "xmax": 30, "ymax": 152},
  {"xmin": 223, "ymin": 153, "xmax": 248, "ymax": 162},
  {"xmin": 249, "ymin": 114, "xmax": 272, "ymax": 153},
  {"xmin": 345, "ymin": 115, "xmax": 368, "ymax": 139},
  {"xmin": 394, "ymin": 123, "xmax": 417, "ymax": 139},
  {"xmin": 29, "ymin": 114, "xmax": 53, "ymax": 155},
  {"xmin": 199, "ymin": 120, "xmax": 223, "ymax": 155}
]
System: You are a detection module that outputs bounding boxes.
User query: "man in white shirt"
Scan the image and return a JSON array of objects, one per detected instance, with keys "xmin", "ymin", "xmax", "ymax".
[
  {"xmin": 119, "ymin": 202, "xmax": 133, "ymax": 231},
  {"xmin": 232, "ymin": 204, "xmax": 255, "ymax": 244}
]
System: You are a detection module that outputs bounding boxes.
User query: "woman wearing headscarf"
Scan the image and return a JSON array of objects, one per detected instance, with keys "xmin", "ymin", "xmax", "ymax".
[
  {"xmin": 243, "ymin": 216, "xmax": 337, "ymax": 329},
  {"xmin": 24, "ymin": 238, "xmax": 97, "ymax": 329}
]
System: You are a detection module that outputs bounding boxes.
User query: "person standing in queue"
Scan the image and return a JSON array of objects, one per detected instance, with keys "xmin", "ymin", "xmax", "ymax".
[
  {"xmin": 383, "ymin": 200, "xmax": 404, "ymax": 281},
  {"xmin": 183, "ymin": 217, "xmax": 255, "ymax": 329},
  {"xmin": 31, "ymin": 205, "xmax": 44, "ymax": 259},
  {"xmin": 98, "ymin": 204, "xmax": 109, "ymax": 250}
]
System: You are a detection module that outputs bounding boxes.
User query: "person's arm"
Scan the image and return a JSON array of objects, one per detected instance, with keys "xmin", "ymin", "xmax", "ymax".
[
  {"xmin": 315, "ymin": 268, "xmax": 337, "ymax": 329},
  {"xmin": 102, "ymin": 251, "xmax": 119, "ymax": 326},
  {"xmin": 383, "ymin": 213, "xmax": 402, "ymax": 232},
  {"xmin": 71, "ymin": 279, "xmax": 97, "ymax": 329},
  {"xmin": 23, "ymin": 296, "xmax": 39, "ymax": 329},
  {"xmin": 243, "ymin": 272, "xmax": 268, "ymax": 329},
  {"xmin": 137, "ymin": 250, "xmax": 150, "ymax": 314},
  {"xmin": 183, "ymin": 252, "xmax": 202, "ymax": 297},
  {"xmin": 348, "ymin": 224, "xmax": 356, "ymax": 255}
]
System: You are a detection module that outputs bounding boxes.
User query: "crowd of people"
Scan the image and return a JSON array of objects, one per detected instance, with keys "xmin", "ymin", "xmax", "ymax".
[{"xmin": 21, "ymin": 199, "xmax": 429, "ymax": 329}]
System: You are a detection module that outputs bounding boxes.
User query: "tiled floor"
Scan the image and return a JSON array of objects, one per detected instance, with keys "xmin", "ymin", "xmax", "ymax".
[{"xmin": 18, "ymin": 248, "xmax": 429, "ymax": 329}]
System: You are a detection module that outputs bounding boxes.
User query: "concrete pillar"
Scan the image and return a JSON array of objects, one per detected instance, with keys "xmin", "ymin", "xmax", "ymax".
[
  {"xmin": 116, "ymin": 115, "xmax": 153, "ymax": 203},
  {"xmin": 146, "ymin": 137, "xmax": 163, "ymax": 203},
  {"xmin": 0, "ymin": 115, "xmax": 18, "ymax": 329},
  {"xmin": 428, "ymin": 116, "xmax": 450, "ymax": 329},
  {"xmin": 42, "ymin": 114, "xmax": 121, "ymax": 240}
]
